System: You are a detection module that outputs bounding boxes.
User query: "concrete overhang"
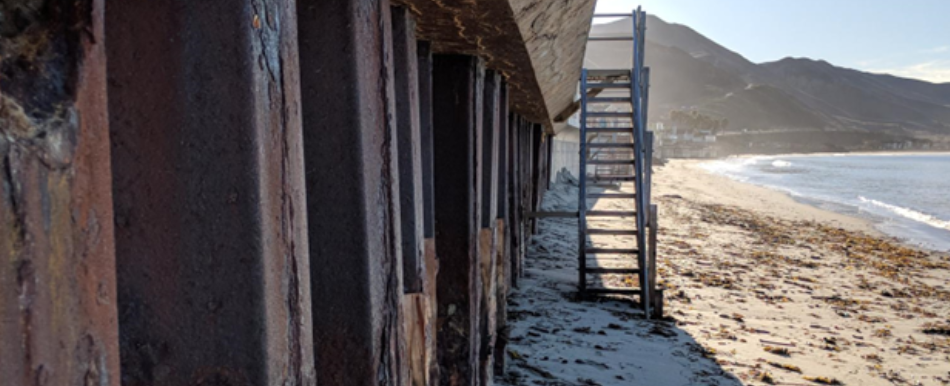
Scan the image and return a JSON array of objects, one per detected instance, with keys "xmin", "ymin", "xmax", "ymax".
[{"xmin": 395, "ymin": 0, "xmax": 596, "ymax": 134}]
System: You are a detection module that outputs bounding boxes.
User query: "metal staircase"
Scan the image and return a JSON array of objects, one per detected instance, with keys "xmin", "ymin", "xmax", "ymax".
[{"xmin": 578, "ymin": 8, "xmax": 661, "ymax": 318}]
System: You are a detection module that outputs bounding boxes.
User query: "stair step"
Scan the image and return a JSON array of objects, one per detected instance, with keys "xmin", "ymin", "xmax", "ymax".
[
  {"xmin": 584, "ymin": 287, "xmax": 642, "ymax": 296},
  {"xmin": 587, "ymin": 127, "xmax": 634, "ymax": 133},
  {"xmin": 588, "ymin": 143, "xmax": 635, "ymax": 149},
  {"xmin": 585, "ymin": 267, "xmax": 641, "ymax": 274},
  {"xmin": 527, "ymin": 211, "xmax": 578, "ymax": 218},
  {"xmin": 588, "ymin": 97, "xmax": 632, "ymax": 104},
  {"xmin": 587, "ymin": 160, "xmax": 634, "ymax": 165},
  {"xmin": 585, "ymin": 83, "xmax": 631, "ymax": 89},
  {"xmin": 588, "ymin": 36, "xmax": 635, "ymax": 42},
  {"xmin": 587, "ymin": 112, "xmax": 632, "ymax": 118},
  {"xmin": 587, "ymin": 211, "xmax": 637, "ymax": 217},
  {"xmin": 586, "ymin": 69, "xmax": 631, "ymax": 78},
  {"xmin": 586, "ymin": 228, "xmax": 638, "ymax": 235},
  {"xmin": 587, "ymin": 193, "xmax": 637, "ymax": 199},
  {"xmin": 590, "ymin": 176, "xmax": 635, "ymax": 182},
  {"xmin": 586, "ymin": 247, "xmax": 639, "ymax": 254}
]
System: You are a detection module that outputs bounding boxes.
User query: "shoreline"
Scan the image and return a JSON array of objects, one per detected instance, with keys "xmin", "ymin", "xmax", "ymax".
[
  {"xmin": 654, "ymin": 159, "xmax": 882, "ymax": 236},
  {"xmin": 501, "ymin": 174, "xmax": 950, "ymax": 385},
  {"xmin": 712, "ymin": 150, "xmax": 950, "ymax": 159}
]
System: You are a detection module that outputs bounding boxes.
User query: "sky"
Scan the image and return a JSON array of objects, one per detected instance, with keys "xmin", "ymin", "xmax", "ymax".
[{"xmin": 594, "ymin": 0, "xmax": 950, "ymax": 83}]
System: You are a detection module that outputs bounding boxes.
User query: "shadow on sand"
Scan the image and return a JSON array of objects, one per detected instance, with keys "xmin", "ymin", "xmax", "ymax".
[{"xmin": 496, "ymin": 181, "xmax": 744, "ymax": 386}]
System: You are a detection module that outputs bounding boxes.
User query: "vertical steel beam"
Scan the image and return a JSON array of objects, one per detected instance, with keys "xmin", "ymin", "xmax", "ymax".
[
  {"xmin": 508, "ymin": 115, "xmax": 522, "ymax": 289},
  {"xmin": 106, "ymin": 1, "xmax": 315, "ymax": 385},
  {"xmin": 545, "ymin": 134, "xmax": 554, "ymax": 190},
  {"xmin": 530, "ymin": 124, "xmax": 543, "ymax": 234},
  {"xmin": 480, "ymin": 72, "xmax": 501, "ymax": 228},
  {"xmin": 432, "ymin": 55, "xmax": 484, "ymax": 386},
  {"xmin": 416, "ymin": 40, "xmax": 441, "ymax": 386},
  {"xmin": 392, "ymin": 6, "xmax": 425, "ymax": 294},
  {"xmin": 392, "ymin": 8, "xmax": 430, "ymax": 386},
  {"xmin": 1, "ymin": 1, "xmax": 120, "ymax": 384},
  {"xmin": 493, "ymin": 84, "xmax": 511, "ymax": 377},
  {"xmin": 298, "ymin": 0, "xmax": 408, "ymax": 385},
  {"xmin": 418, "ymin": 41, "xmax": 437, "ymax": 243},
  {"xmin": 478, "ymin": 70, "xmax": 501, "ymax": 386}
]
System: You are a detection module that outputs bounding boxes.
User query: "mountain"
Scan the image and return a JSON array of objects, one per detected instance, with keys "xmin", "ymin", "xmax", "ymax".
[{"xmin": 585, "ymin": 15, "xmax": 950, "ymax": 136}]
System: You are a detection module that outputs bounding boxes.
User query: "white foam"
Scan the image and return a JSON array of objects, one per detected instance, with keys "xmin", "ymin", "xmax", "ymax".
[
  {"xmin": 771, "ymin": 160, "xmax": 792, "ymax": 168},
  {"xmin": 858, "ymin": 196, "xmax": 950, "ymax": 231}
]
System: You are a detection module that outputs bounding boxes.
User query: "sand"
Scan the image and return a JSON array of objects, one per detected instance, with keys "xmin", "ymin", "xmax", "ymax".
[
  {"xmin": 498, "ymin": 162, "xmax": 950, "ymax": 386},
  {"xmin": 656, "ymin": 160, "xmax": 878, "ymax": 235}
]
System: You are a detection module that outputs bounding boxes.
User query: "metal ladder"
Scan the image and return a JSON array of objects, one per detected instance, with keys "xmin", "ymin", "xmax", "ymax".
[{"xmin": 578, "ymin": 8, "xmax": 660, "ymax": 318}]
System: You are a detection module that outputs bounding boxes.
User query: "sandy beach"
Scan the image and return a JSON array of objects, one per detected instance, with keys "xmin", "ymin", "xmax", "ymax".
[{"xmin": 498, "ymin": 161, "xmax": 950, "ymax": 386}]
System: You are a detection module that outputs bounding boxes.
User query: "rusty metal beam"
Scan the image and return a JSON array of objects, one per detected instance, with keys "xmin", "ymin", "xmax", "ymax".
[
  {"xmin": 418, "ymin": 41, "xmax": 436, "ymax": 242},
  {"xmin": 508, "ymin": 116, "xmax": 524, "ymax": 288},
  {"xmin": 297, "ymin": 0, "xmax": 408, "ymax": 385},
  {"xmin": 433, "ymin": 54, "xmax": 484, "ymax": 386},
  {"xmin": 106, "ymin": 1, "xmax": 315, "ymax": 385},
  {"xmin": 493, "ymin": 83, "xmax": 511, "ymax": 377},
  {"xmin": 530, "ymin": 124, "xmax": 543, "ymax": 234},
  {"xmin": 0, "ymin": 1, "xmax": 120, "ymax": 384},
  {"xmin": 478, "ymin": 70, "xmax": 501, "ymax": 386},
  {"xmin": 416, "ymin": 39, "xmax": 441, "ymax": 386},
  {"xmin": 393, "ymin": 6, "xmax": 426, "ymax": 295}
]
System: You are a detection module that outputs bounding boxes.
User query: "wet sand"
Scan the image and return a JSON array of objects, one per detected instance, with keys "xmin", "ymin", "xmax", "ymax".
[{"xmin": 498, "ymin": 162, "xmax": 950, "ymax": 386}]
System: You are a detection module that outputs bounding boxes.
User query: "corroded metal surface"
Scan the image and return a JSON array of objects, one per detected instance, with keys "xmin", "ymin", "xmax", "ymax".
[
  {"xmin": 432, "ymin": 55, "xmax": 483, "ymax": 386},
  {"xmin": 298, "ymin": 0, "xmax": 408, "ymax": 384},
  {"xmin": 393, "ymin": 7, "xmax": 426, "ymax": 294},
  {"xmin": 0, "ymin": 0, "xmax": 120, "ymax": 384},
  {"xmin": 106, "ymin": 0, "xmax": 315, "ymax": 385},
  {"xmin": 395, "ymin": 0, "xmax": 596, "ymax": 131}
]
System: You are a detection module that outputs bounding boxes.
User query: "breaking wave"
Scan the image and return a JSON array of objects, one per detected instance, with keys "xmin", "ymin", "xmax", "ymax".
[{"xmin": 858, "ymin": 196, "xmax": 950, "ymax": 231}]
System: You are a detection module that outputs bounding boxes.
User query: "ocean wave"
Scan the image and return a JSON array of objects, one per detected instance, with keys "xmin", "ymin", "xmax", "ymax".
[
  {"xmin": 700, "ymin": 156, "xmax": 765, "ymax": 174},
  {"xmin": 771, "ymin": 160, "xmax": 792, "ymax": 168},
  {"xmin": 858, "ymin": 196, "xmax": 950, "ymax": 231}
]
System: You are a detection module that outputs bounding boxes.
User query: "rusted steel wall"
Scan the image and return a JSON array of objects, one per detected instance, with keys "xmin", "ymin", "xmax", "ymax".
[
  {"xmin": 298, "ymin": 0, "xmax": 409, "ymax": 385},
  {"xmin": 432, "ymin": 55, "xmax": 484, "ymax": 386},
  {"xmin": 106, "ymin": 1, "xmax": 315, "ymax": 385},
  {"xmin": 0, "ymin": 1, "xmax": 120, "ymax": 384}
]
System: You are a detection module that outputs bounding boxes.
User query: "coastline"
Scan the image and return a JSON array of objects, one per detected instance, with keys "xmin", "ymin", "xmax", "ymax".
[
  {"xmin": 654, "ymin": 159, "xmax": 881, "ymax": 236},
  {"xmin": 500, "ymin": 166, "xmax": 949, "ymax": 385},
  {"xmin": 651, "ymin": 159, "xmax": 950, "ymax": 385}
]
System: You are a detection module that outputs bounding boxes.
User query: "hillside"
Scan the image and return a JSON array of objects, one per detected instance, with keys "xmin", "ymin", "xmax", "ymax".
[{"xmin": 585, "ymin": 15, "xmax": 950, "ymax": 136}]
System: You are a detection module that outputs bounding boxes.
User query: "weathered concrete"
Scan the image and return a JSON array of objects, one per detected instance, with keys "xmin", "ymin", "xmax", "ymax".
[
  {"xmin": 106, "ymin": 1, "xmax": 315, "ymax": 385},
  {"xmin": 298, "ymin": 0, "xmax": 410, "ymax": 385},
  {"xmin": 393, "ymin": 0, "xmax": 596, "ymax": 131},
  {"xmin": 393, "ymin": 6, "xmax": 426, "ymax": 294},
  {"xmin": 433, "ymin": 55, "xmax": 484, "ymax": 386},
  {"xmin": 510, "ymin": 0, "xmax": 597, "ymax": 129},
  {"xmin": 1, "ymin": 1, "xmax": 120, "ymax": 384}
]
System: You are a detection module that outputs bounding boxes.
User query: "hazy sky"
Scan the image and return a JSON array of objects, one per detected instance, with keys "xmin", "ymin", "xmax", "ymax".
[{"xmin": 594, "ymin": 0, "xmax": 950, "ymax": 83}]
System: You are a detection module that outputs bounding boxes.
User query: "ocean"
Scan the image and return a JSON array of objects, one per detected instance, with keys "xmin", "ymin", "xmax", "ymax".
[{"xmin": 701, "ymin": 153, "xmax": 950, "ymax": 252}]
